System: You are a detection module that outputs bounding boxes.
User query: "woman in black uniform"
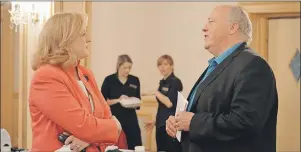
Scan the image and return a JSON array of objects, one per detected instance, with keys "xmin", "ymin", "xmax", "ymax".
[
  {"xmin": 101, "ymin": 54, "xmax": 142, "ymax": 150},
  {"xmin": 145, "ymin": 54, "xmax": 183, "ymax": 152}
]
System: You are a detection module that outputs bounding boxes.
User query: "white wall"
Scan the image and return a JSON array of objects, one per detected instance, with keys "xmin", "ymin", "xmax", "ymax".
[{"xmin": 91, "ymin": 2, "xmax": 237, "ymax": 97}]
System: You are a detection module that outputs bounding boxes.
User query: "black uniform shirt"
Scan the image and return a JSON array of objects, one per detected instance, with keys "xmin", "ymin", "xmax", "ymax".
[
  {"xmin": 156, "ymin": 73, "xmax": 183, "ymax": 128},
  {"xmin": 101, "ymin": 73, "xmax": 141, "ymax": 119}
]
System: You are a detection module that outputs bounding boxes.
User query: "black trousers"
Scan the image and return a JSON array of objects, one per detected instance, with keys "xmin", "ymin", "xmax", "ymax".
[
  {"xmin": 156, "ymin": 125, "xmax": 182, "ymax": 152},
  {"xmin": 118, "ymin": 114, "xmax": 142, "ymax": 150}
]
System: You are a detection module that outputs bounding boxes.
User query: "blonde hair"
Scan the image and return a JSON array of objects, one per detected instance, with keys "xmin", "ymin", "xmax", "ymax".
[
  {"xmin": 157, "ymin": 54, "xmax": 174, "ymax": 67},
  {"xmin": 116, "ymin": 54, "xmax": 133, "ymax": 71},
  {"xmin": 32, "ymin": 12, "xmax": 88, "ymax": 71}
]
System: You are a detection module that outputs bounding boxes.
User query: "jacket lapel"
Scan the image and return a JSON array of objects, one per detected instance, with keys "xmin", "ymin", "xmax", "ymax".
[
  {"xmin": 64, "ymin": 62, "xmax": 103, "ymax": 115},
  {"xmin": 190, "ymin": 42, "xmax": 247, "ymax": 111},
  {"xmin": 77, "ymin": 68, "xmax": 104, "ymax": 114},
  {"xmin": 187, "ymin": 67, "xmax": 208, "ymax": 102}
]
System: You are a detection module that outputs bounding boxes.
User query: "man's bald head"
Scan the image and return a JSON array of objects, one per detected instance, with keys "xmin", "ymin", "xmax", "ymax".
[
  {"xmin": 214, "ymin": 5, "xmax": 252, "ymax": 42},
  {"xmin": 213, "ymin": 5, "xmax": 233, "ymax": 16},
  {"xmin": 202, "ymin": 5, "xmax": 252, "ymax": 56}
]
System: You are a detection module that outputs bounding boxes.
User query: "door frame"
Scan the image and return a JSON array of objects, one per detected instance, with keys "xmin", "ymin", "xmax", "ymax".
[{"xmin": 239, "ymin": 2, "xmax": 300, "ymax": 61}]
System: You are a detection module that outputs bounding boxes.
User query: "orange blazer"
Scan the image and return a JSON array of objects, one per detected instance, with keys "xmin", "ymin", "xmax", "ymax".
[{"xmin": 29, "ymin": 64, "xmax": 119, "ymax": 152}]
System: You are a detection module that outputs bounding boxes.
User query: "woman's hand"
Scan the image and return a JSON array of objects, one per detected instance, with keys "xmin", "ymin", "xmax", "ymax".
[
  {"xmin": 64, "ymin": 133, "xmax": 89, "ymax": 152},
  {"xmin": 107, "ymin": 99, "xmax": 120, "ymax": 106},
  {"xmin": 112, "ymin": 116, "xmax": 122, "ymax": 135},
  {"xmin": 107, "ymin": 95, "xmax": 128, "ymax": 106},
  {"xmin": 119, "ymin": 95, "xmax": 140, "ymax": 109},
  {"xmin": 141, "ymin": 91, "xmax": 156, "ymax": 96},
  {"xmin": 119, "ymin": 95, "xmax": 129, "ymax": 100},
  {"xmin": 154, "ymin": 91, "xmax": 173, "ymax": 108},
  {"xmin": 118, "ymin": 95, "xmax": 128, "ymax": 108},
  {"xmin": 144, "ymin": 119, "xmax": 155, "ymax": 133}
]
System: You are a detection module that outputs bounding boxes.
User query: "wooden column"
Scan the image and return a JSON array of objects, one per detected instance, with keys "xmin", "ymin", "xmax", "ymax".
[{"xmin": 0, "ymin": 2, "xmax": 19, "ymax": 147}]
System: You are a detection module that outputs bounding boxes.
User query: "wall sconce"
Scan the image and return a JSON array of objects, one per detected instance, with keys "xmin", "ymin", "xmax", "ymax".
[{"xmin": 8, "ymin": 2, "xmax": 51, "ymax": 32}]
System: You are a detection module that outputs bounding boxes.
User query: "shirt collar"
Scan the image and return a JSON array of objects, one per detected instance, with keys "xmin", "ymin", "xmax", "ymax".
[
  {"xmin": 161, "ymin": 72, "xmax": 175, "ymax": 81},
  {"xmin": 208, "ymin": 42, "xmax": 242, "ymax": 65}
]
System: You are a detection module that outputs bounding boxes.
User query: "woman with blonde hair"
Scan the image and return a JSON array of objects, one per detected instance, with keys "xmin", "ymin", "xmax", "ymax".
[
  {"xmin": 29, "ymin": 12, "xmax": 121, "ymax": 152},
  {"xmin": 144, "ymin": 54, "xmax": 183, "ymax": 152},
  {"xmin": 101, "ymin": 54, "xmax": 142, "ymax": 150}
]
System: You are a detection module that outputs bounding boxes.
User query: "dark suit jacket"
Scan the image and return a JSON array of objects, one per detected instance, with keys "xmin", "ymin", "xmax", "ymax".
[{"xmin": 181, "ymin": 42, "xmax": 278, "ymax": 152}]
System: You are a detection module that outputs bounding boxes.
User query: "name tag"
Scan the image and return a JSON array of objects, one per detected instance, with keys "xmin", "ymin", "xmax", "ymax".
[
  {"xmin": 162, "ymin": 87, "xmax": 169, "ymax": 92},
  {"xmin": 129, "ymin": 84, "xmax": 137, "ymax": 89}
]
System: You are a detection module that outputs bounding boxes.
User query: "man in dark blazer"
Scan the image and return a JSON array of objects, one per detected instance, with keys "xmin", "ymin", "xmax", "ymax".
[{"xmin": 165, "ymin": 5, "xmax": 278, "ymax": 152}]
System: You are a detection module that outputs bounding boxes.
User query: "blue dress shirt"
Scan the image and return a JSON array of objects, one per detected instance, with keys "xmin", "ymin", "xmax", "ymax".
[{"xmin": 187, "ymin": 42, "xmax": 242, "ymax": 111}]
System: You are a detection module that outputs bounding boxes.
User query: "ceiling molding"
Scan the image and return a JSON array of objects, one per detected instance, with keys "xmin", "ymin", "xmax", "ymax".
[{"xmin": 239, "ymin": 2, "xmax": 300, "ymax": 14}]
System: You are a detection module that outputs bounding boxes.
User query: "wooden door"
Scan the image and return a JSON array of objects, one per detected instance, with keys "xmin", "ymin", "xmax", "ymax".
[{"xmin": 268, "ymin": 17, "xmax": 300, "ymax": 152}]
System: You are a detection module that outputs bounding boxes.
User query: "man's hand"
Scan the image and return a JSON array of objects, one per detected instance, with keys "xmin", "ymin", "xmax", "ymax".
[
  {"xmin": 175, "ymin": 112, "xmax": 195, "ymax": 131},
  {"xmin": 65, "ymin": 134, "xmax": 89, "ymax": 152},
  {"xmin": 165, "ymin": 116, "xmax": 177, "ymax": 138}
]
